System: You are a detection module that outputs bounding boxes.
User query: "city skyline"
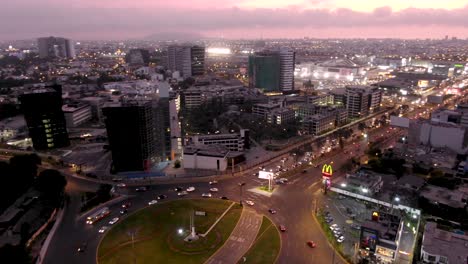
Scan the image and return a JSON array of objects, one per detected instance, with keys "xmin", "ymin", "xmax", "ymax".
[{"xmin": 2, "ymin": 1, "xmax": 468, "ymax": 41}]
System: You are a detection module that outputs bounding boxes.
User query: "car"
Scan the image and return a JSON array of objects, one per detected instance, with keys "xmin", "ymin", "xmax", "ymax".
[
  {"xmin": 220, "ymin": 196, "xmax": 229, "ymax": 200},
  {"xmin": 186, "ymin": 186, "xmax": 196, "ymax": 192},
  {"xmin": 157, "ymin": 194, "xmax": 167, "ymax": 200},
  {"xmin": 135, "ymin": 187, "xmax": 147, "ymax": 192},
  {"xmin": 119, "ymin": 209, "xmax": 127, "ymax": 215},
  {"xmin": 279, "ymin": 178, "xmax": 288, "ymax": 183},
  {"xmin": 351, "ymin": 224, "xmax": 361, "ymax": 230},
  {"xmin": 121, "ymin": 202, "xmax": 131, "ymax": 208},
  {"xmin": 209, "ymin": 180, "xmax": 218, "ymax": 185},
  {"xmin": 334, "ymin": 232, "xmax": 342, "ymax": 238},
  {"xmin": 307, "ymin": 241, "xmax": 317, "ymax": 248},
  {"xmin": 116, "ymin": 183, "xmax": 126, "ymax": 188},
  {"xmin": 148, "ymin": 200, "xmax": 158, "ymax": 205},
  {"xmin": 109, "ymin": 217, "xmax": 119, "ymax": 225},
  {"xmin": 268, "ymin": 209, "xmax": 277, "ymax": 214},
  {"xmin": 245, "ymin": 200, "xmax": 254, "ymax": 206},
  {"xmin": 330, "ymin": 224, "xmax": 338, "ymax": 230},
  {"xmin": 98, "ymin": 226, "xmax": 109, "ymax": 233},
  {"xmin": 174, "ymin": 187, "xmax": 183, "ymax": 192},
  {"xmin": 77, "ymin": 242, "xmax": 87, "ymax": 252},
  {"xmin": 279, "ymin": 225, "xmax": 287, "ymax": 232},
  {"xmin": 209, "ymin": 188, "xmax": 219, "ymax": 192},
  {"xmin": 178, "ymin": 191, "xmax": 188, "ymax": 196},
  {"xmin": 337, "ymin": 236, "xmax": 345, "ymax": 243},
  {"xmin": 325, "ymin": 218, "xmax": 333, "ymax": 223},
  {"xmin": 202, "ymin": 193, "xmax": 212, "ymax": 198}
]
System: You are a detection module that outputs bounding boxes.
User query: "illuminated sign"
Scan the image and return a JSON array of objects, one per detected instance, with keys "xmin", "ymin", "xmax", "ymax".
[
  {"xmin": 322, "ymin": 164, "xmax": 333, "ymax": 177},
  {"xmin": 258, "ymin": 171, "xmax": 274, "ymax": 180}
]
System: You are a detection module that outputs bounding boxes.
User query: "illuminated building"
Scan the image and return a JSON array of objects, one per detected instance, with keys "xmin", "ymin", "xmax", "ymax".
[
  {"xmin": 359, "ymin": 211, "xmax": 403, "ymax": 263},
  {"xmin": 19, "ymin": 85, "xmax": 70, "ymax": 150},
  {"xmin": 345, "ymin": 85, "xmax": 382, "ymax": 118}
]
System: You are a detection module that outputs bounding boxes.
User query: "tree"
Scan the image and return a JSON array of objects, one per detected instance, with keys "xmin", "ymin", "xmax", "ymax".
[
  {"xmin": 358, "ymin": 123, "xmax": 366, "ymax": 131},
  {"xmin": 36, "ymin": 169, "xmax": 67, "ymax": 207},
  {"xmin": 174, "ymin": 160, "xmax": 181, "ymax": 168},
  {"xmin": 0, "ymin": 244, "xmax": 31, "ymax": 264}
]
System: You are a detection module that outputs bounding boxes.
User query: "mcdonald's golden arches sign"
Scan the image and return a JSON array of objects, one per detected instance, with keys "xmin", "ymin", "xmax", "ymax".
[{"xmin": 322, "ymin": 164, "xmax": 333, "ymax": 177}]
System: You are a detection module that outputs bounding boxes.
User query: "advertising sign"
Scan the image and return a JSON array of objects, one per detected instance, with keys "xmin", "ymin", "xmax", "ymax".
[{"xmin": 258, "ymin": 170, "xmax": 274, "ymax": 180}]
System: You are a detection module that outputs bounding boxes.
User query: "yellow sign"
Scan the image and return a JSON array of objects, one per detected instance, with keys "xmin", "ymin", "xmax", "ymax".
[{"xmin": 322, "ymin": 164, "xmax": 333, "ymax": 177}]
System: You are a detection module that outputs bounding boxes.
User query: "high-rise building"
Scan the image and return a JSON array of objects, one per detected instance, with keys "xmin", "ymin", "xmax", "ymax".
[
  {"xmin": 102, "ymin": 101, "xmax": 156, "ymax": 173},
  {"xmin": 125, "ymin": 49, "xmax": 150, "ymax": 65},
  {"xmin": 248, "ymin": 48, "xmax": 295, "ymax": 92},
  {"xmin": 345, "ymin": 85, "xmax": 382, "ymax": 118},
  {"xmin": 19, "ymin": 85, "xmax": 69, "ymax": 150},
  {"xmin": 152, "ymin": 98, "xmax": 171, "ymax": 161},
  {"xmin": 248, "ymin": 52, "xmax": 281, "ymax": 92},
  {"xmin": 167, "ymin": 45, "xmax": 205, "ymax": 78},
  {"xmin": 278, "ymin": 48, "xmax": 295, "ymax": 92},
  {"xmin": 37, "ymin": 36, "xmax": 75, "ymax": 59}
]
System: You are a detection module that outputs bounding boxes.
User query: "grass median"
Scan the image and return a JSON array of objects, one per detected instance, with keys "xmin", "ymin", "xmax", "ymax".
[
  {"xmin": 238, "ymin": 216, "xmax": 281, "ymax": 264},
  {"xmin": 98, "ymin": 199, "xmax": 242, "ymax": 264}
]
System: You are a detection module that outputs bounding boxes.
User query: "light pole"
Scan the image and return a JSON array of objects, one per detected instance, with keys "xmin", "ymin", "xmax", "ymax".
[
  {"xmin": 127, "ymin": 229, "xmax": 137, "ymax": 264},
  {"xmin": 239, "ymin": 182, "xmax": 246, "ymax": 206}
]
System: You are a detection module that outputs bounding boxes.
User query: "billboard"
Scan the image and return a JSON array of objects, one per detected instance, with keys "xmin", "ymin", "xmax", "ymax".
[
  {"xmin": 390, "ymin": 116, "xmax": 409, "ymax": 128},
  {"xmin": 258, "ymin": 171, "xmax": 274, "ymax": 180}
]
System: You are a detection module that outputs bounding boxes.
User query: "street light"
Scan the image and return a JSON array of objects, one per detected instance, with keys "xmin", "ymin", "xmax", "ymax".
[
  {"xmin": 394, "ymin": 197, "xmax": 400, "ymax": 202},
  {"xmin": 178, "ymin": 228, "xmax": 183, "ymax": 235},
  {"xmin": 362, "ymin": 188, "xmax": 368, "ymax": 193},
  {"xmin": 341, "ymin": 183, "xmax": 347, "ymax": 188}
]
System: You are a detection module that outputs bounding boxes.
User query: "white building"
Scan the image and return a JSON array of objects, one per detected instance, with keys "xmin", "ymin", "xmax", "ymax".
[
  {"xmin": 421, "ymin": 221, "xmax": 468, "ymax": 264},
  {"xmin": 189, "ymin": 129, "xmax": 250, "ymax": 152},
  {"xmin": 267, "ymin": 108, "xmax": 295, "ymax": 125},
  {"xmin": 408, "ymin": 120, "xmax": 468, "ymax": 154},
  {"xmin": 167, "ymin": 45, "xmax": 205, "ymax": 78},
  {"xmin": 252, "ymin": 103, "xmax": 282, "ymax": 118},
  {"xmin": 279, "ymin": 48, "xmax": 295, "ymax": 92},
  {"xmin": 62, "ymin": 104, "xmax": 92, "ymax": 128},
  {"xmin": 183, "ymin": 145, "xmax": 230, "ymax": 171},
  {"xmin": 0, "ymin": 116, "xmax": 27, "ymax": 141}
]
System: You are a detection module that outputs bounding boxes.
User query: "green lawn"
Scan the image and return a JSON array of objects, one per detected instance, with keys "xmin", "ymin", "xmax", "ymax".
[
  {"xmin": 98, "ymin": 199, "xmax": 242, "ymax": 264},
  {"xmin": 238, "ymin": 216, "xmax": 281, "ymax": 264}
]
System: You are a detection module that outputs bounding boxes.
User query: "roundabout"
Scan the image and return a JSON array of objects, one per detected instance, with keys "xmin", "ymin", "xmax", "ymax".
[{"xmin": 97, "ymin": 199, "xmax": 242, "ymax": 264}]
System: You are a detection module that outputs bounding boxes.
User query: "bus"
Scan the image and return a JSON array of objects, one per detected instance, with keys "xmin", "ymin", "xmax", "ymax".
[{"xmin": 86, "ymin": 207, "xmax": 110, "ymax": 225}]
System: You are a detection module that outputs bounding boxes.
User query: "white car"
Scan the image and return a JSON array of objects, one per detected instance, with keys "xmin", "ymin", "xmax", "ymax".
[
  {"xmin": 98, "ymin": 226, "xmax": 109, "ymax": 233},
  {"xmin": 202, "ymin": 193, "xmax": 212, "ymax": 198},
  {"xmin": 209, "ymin": 180, "xmax": 218, "ymax": 185},
  {"xmin": 209, "ymin": 188, "xmax": 219, "ymax": 192},
  {"xmin": 178, "ymin": 191, "xmax": 188, "ymax": 196},
  {"xmin": 329, "ymin": 224, "xmax": 338, "ymax": 230},
  {"xmin": 186, "ymin": 187, "xmax": 196, "ymax": 192},
  {"xmin": 148, "ymin": 200, "xmax": 158, "ymax": 205},
  {"xmin": 245, "ymin": 200, "xmax": 254, "ymax": 206},
  {"xmin": 109, "ymin": 217, "xmax": 119, "ymax": 225},
  {"xmin": 116, "ymin": 183, "xmax": 126, "ymax": 188},
  {"xmin": 337, "ymin": 236, "xmax": 345, "ymax": 243}
]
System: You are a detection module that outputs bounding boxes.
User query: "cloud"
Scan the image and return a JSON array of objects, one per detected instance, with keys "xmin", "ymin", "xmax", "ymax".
[{"xmin": 1, "ymin": 3, "xmax": 468, "ymax": 40}]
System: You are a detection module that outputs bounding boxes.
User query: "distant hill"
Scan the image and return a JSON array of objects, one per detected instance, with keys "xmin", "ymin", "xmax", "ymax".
[{"xmin": 143, "ymin": 32, "xmax": 204, "ymax": 41}]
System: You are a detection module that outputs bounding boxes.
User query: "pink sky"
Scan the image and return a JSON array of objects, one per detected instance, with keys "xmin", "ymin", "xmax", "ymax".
[{"xmin": 2, "ymin": 0, "xmax": 468, "ymax": 40}]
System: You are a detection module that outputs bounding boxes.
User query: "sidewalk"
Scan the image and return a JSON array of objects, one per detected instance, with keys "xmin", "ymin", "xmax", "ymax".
[{"xmin": 205, "ymin": 208, "xmax": 262, "ymax": 264}]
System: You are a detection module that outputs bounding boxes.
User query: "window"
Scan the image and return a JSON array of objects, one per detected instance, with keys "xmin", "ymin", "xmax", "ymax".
[
  {"xmin": 427, "ymin": 254, "xmax": 436, "ymax": 262},
  {"xmin": 439, "ymin": 256, "xmax": 448, "ymax": 264}
]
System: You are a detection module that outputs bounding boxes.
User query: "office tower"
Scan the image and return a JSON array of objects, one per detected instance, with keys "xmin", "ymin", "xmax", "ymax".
[
  {"xmin": 19, "ymin": 85, "xmax": 69, "ymax": 150},
  {"xmin": 248, "ymin": 52, "xmax": 281, "ymax": 92},
  {"xmin": 103, "ymin": 101, "xmax": 156, "ymax": 173},
  {"xmin": 125, "ymin": 49, "xmax": 150, "ymax": 65},
  {"xmin": 345, "ymin": 85, "xmax": 382, "ymax": 118},
  {"xmin": 37, "ymin": 36, "xmax": 75, "ymax": 59},
  {"xmin": 167, "ymin": 45, "xmax": 205, "ymax": 78},
  {"xmin": 153, "ymin": 98, "xmax": 171, "ymax": 161},
  {"xmin": 248, "ymin": 49, "xmax": 295, "ymax": 93},
  {"xmin": 278, "ymin": 48, "xmax": 295, "ymax": 92}
]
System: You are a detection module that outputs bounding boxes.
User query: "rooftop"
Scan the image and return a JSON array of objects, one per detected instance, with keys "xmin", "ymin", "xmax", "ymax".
[
  {"xmin": 422, "ymin": 222, "xmax": 468, "ymax": 263},
  {"xmin": 420, "ymin": 185, "xmax": 467, "ymax": 209}
]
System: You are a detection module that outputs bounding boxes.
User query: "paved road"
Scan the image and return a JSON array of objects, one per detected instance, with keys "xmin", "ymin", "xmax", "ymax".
[{"xmin": 206, "ymin": 208, "xmax": 262, "ymax": 264}]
